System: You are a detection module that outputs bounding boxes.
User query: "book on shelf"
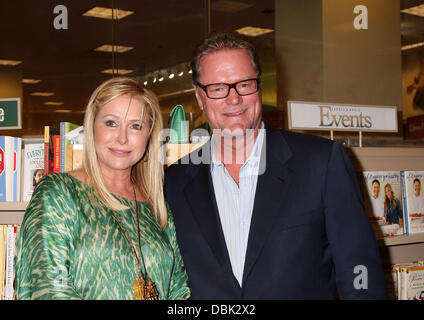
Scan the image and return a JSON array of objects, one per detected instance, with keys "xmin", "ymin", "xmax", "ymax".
[
  {"xmin": 22, "ymin": 138, "xmax": 45, "ymax": 202},
  {"xmin": 60, "ymin": 122, "xmax": 80, "ymax": 172},
  {"xmin": 44, "ymin": 126, "xmax": 60, "ymax": 174},
  {"xmin": 0, "ymin": 224, "xmax": 20, "ymax": 300},
  {"xmin": 401, "ymin": 171, "xmax": 424, "ymax": 235},
  {"xmin": 0, "ymin": 136, "xmax": 21, "ymax": 202},
  {"xmin": 53, "ymin": 134, "xmax": 60, "ymax": 173},
  {"xmin": 3, "ymin": 224, "xmax": 16, "ymax": 300},
  {"xmin": 0, "ymin": 225, "xmax": 6, "ymax": 300},
  {"xmin": 72, "ymin": 143, "xmax": 83, "ymax": 170},
  {"xmin": 362, "ymin": 171, "xmax": 404, "ymax": 238}
]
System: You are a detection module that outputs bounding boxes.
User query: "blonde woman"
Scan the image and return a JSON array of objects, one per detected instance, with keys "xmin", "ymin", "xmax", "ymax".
[
  {"xmin": 383, "ymin": 183, "xmax": 403, "ymax": 228},
  {"xmin": 15, "ymin": 77, "xmax": 190, "ymax": 300}
]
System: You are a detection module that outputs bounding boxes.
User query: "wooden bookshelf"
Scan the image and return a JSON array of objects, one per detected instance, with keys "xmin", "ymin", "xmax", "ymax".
[{"xmin": 0, "ymin": 202, "xmax": 28, "ymax": 225}]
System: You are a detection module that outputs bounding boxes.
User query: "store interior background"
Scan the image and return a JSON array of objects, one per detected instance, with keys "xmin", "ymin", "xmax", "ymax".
[{"xmin": 1, "ymin": 0, "xmax": 424, "ymax": 147}]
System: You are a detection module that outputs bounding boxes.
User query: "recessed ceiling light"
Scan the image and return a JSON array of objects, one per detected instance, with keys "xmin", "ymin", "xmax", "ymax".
[
  {"xmin": 101, "ymin": 69, "xmax": 134, "ymax": 75},
  {"xmin": 83, "ymin": 6, "xmax": 134, "ymax": 20},
  {"xmin": 213, "ymin": 0, "xmax": 254, "ymax": 12},
  {"xmin": 30, "ymin": 92, "xmax": 54, "ymax": 97},
  {"xmin": 44, "ymin": 102, "xmax": 64, "ymax": 106},
  {"xmin": 169, "ymin": 73, "xmax": 175, "ymax": 79},
  {"xmin": 402, "ymin": 41, "xmax": 424, "ymax": 51},
  {"xmin": 235, "ymin": 26, "xmax": 274, "ymax": 37},
  {"xmin": 0, "ymin": 59, "xmax": 22, "ymax": 66},
  {"xmin": 158, "ymin": 76, "xmax": 164, "ymax": 82},
  {"xmin": 22, "ymin": 79, "xmax": 41, "ymax": 84},
  {"xmin": 143, "ymin": 81, "xmax": 148, "ymax": 86},
  {"xmin": 94, "ymin": 45, "xmax": 134, "ymax": 53},
  {"xmin": 178, "ymin": 71, "xmax": 184, "ymax": 77},
  {"xmin": 152, "ymin": 77, "xmax": 157, "ymax": 83},
  {"xmin": 54, "ymin": 110, "xmax": 72, "ymax": 113},
  {"xmin": 401, "ymin": 5, "xmax": 424, "ymax": 17}
]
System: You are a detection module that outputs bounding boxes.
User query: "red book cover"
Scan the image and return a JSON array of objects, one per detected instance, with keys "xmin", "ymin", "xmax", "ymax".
[
  {"xmin": 44, "ymin": 126, "xmax": 60, "ymax": 174},
  {"xmin": 53, "ymin": 134, "xmax": 60, "ymax": 173}
]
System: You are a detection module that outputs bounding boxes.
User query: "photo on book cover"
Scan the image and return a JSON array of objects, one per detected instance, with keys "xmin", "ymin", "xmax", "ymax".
[{"xmin": 362, "ymin": 171, "xmax": 404, "ymax": 238}]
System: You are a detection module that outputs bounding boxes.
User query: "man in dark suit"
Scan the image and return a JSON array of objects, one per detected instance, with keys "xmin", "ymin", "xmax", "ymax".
[{"xmin": 164, "ymin": 32, "xmax": 387, "ymax": 299}]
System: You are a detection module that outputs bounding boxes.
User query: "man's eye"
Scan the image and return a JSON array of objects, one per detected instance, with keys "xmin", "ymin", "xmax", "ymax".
[{"xmin": 105, "ymin": 120, "xmax": 117, "ymax": 127}]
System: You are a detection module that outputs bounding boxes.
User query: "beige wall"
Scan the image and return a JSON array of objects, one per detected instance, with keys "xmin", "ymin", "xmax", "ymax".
[{"xmin": 276, "ymin": 0, "xmax": 402, "ymax": 130}]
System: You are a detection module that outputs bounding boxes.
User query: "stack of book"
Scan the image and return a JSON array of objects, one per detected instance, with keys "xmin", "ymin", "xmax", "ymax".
[{"xmin": 384, "ymin": 260, "xmax": 424, "ymax": 300}]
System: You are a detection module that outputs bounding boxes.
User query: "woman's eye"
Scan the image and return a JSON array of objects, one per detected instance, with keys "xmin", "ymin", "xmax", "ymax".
[
  {"xmin": 130, "ymin": 123, "xmax": 142, "ymax": 130},
  {"xmin": 105, "ymin": 120, "xmax": 117, "ymax": 127}
]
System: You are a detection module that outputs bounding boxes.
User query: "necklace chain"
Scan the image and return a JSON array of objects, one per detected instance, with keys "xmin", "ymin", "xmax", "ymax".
[{"xmin": 110, "ymin": 184, "xmax": 159, "ymax": 299}]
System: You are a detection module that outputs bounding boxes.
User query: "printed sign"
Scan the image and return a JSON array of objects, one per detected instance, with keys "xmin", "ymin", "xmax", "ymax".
[
  {"xmin": 287, "ymin": 101, "xmax": 398, "ymax": 132},
  {"xmin": 0, "ymin": 98, "xmax": 21, "ymax": 129}
]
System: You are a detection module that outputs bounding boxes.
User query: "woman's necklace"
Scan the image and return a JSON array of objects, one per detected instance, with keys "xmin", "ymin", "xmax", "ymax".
[{"xmin": 110, "ymin": 185, "xmax": 159, "ymax": 300}]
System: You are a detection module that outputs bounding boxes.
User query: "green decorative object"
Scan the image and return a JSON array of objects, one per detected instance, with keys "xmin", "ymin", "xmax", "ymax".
[{"xmin": 169, "ymin": 104, "xmax": 189, "ymax": 143}]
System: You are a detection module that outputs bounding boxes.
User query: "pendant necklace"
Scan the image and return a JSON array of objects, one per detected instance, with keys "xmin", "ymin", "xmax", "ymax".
[{"xmin": 111, "ymin": 185, "xmax": 159, "ymax": 300}]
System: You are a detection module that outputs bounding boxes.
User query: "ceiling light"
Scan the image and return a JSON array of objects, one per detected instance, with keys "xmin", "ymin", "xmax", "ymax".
[
  {"xmin": 178, "ymin": 71, "xmax": 184, "ymax": 77},
  {"xmin": 53, "ymin": 110, "xmax": 72, "ymax": 113},
  {"xmin": 44, "ymin": 102, "xmax": 64, "ymax": 106},
  {"xmin": 101, "ymin": 69, "xmax": 134, "ymax": 75},
  {"xmin": 169, "ymin": 73, "xmax": 175, "ymax": 79},
  {"xmin": 82, "ymin": 7, "xmax": 134, "ymax": 20},
  {"xmin": 0, "ymin": 59, "xmax": 22, "ymax": 66},
  {"xmin": 152, "ymin": 77, "xmax": 157, "ymax": 83},
  {"xmin": 402, "ymin": 41, "xmax": 424, "ymax": 51},
  {"xmin": 22, "ymin": 79, "xmax": 41, "ymax": 84},
  {"xmin": 143, "ymin": 80, "xmax": 148, "ymax": 86},
  {"xmin": 235, "ymin": 26, "xmax": 274, "ymax": 37},
  {"xmin": 30, "ymin": 92, "xmax": 54, "ymax": 97},
  {"xmin": 158, "ymin": 76, "xmax": 164, "ymax": 82},
  {"xmin": 401, "ymin": 5, "xmax": 424, "ymax": 17},
  {"xmin": 213, "ymin": 1, "xmax": 254, "ymax": 12},
  {"xmin": 188, "ymin": 69, "xmax": 192, "ymax": 74},
  {"xmin": 94, "ymin": 45, "xmax": 134, "ymax": 53}
]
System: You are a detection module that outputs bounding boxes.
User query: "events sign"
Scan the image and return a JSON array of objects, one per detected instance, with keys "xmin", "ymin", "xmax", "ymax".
[
  {"xmin": 0, "ymin": 98, "xmax": 21, "ymax": 130},
  {"xmin": 288, "ymin": 101, "xmax": 398, "ymax": 133}
]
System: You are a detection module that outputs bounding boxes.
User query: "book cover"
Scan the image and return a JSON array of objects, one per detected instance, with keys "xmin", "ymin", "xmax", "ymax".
[
  {"xmin": 53, "ymin": 135, "xmax": 60, "ymax": 173},
  {"xmin": 60, "ymin": 122, "xmax": 80, "ymax": 172},
  {"xmin": 13, "ymin": 137, "xmax": 22, "ymax": 202},
  {"xmin": 44, "ymin": 126, "xmax": 59, "ymax": 174},
  {"xmin": 22, "ymin": 138, "xmax": 45, "ymax": 202},
  {"xmin": 362, "ymin": 171, "xmax": 404, "ymax": 238},
  {"xmin": 3, "ymin": 225, "xmax": 16, "ymax": 300},
  {"xmin": 72, "ymin": 143, "xmax": 83, "ymax": 170},
  {"xmin": 0, "ymin": 136, "xmax": 16, "ymax": 202},
  {"xmin": 401, "ymin": 171, "xmax": 424, "ymax": 235},
  {"xmin": 401, "ymin": 265, "xmax": 424, "ymax": 300}
]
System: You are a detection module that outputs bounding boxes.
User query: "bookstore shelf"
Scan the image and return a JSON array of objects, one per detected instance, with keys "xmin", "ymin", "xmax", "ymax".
[{"xmin": 1, "ymin": 146, "xmax": 423, "ymax": 265}]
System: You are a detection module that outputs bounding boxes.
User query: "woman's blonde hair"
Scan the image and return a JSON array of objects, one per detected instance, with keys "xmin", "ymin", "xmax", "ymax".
[{"xmin": 82, "ymin": 77, "xmax": 167, "ymax": 229}]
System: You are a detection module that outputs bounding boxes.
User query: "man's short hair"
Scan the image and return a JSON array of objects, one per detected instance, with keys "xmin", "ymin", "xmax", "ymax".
[
  {"xmin": 190, "ymin": 32, "xmax": 262, "ymax": 84},
  {"xmin": 414, "ymin": 178, "xmax": 421, "ymax": 185},
  {"xmin": 372, "ymin": 179, "xmax": 380, "ymax": 186}
]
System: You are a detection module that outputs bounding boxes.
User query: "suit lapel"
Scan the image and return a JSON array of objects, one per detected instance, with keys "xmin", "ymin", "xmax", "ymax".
[
  {"xmin": 183, "ymin": 143, "xmax": 240, "ymax": 288},
  {"xmin": 242, "ymin": 125, "xmax": 294, "ymax": 285}
]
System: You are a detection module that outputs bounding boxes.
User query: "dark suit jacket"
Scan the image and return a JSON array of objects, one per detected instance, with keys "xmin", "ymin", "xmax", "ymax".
[{"xmin": 164, "ymin": 124, "xmax": 387, "ymax": 299}]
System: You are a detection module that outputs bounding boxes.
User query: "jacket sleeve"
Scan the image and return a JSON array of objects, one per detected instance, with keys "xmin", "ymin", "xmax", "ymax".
[{"xmin": 323, "ymin": 142, "xmax": 387, "ymax": 299}]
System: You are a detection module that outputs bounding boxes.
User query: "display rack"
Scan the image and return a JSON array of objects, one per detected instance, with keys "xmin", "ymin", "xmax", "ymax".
[{"xmin": 348, "ymin": 146, "xmax": 424, "ymax": 266}]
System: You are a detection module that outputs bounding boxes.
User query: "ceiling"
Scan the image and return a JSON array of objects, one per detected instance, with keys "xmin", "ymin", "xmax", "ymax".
[{"xmin": 0, "ymin": 0, "xmax": 423, "ymax": 135}]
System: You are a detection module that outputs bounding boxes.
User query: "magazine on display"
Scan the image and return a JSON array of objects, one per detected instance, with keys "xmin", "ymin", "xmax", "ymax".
[
  {"xmin": 362, "ymin": 171, "xmax": 404, "ymax": 238},
  {"xmin": 22, "ymin": 138, "xmax": 45, "ymax": 202},
  {"xmin": 401, "ymin": 171, "xmax": 424, "ymax": 235}
]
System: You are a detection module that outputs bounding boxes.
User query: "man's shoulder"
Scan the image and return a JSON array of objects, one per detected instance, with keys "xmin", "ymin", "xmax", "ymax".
[{"xmin": 268, "ymin": 126, "xmax": 335, "ymax": 154}]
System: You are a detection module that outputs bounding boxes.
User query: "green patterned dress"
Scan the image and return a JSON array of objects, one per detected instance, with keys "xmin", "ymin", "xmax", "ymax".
[{"xmin": 14, "ymin": 173, "xmax": 190, "ymax": 300}]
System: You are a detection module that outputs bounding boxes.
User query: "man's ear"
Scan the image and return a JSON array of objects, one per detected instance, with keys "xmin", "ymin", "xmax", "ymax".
[{"xmin": 193, "ymin": 84, "xmax": 203, "ymax": 110}]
